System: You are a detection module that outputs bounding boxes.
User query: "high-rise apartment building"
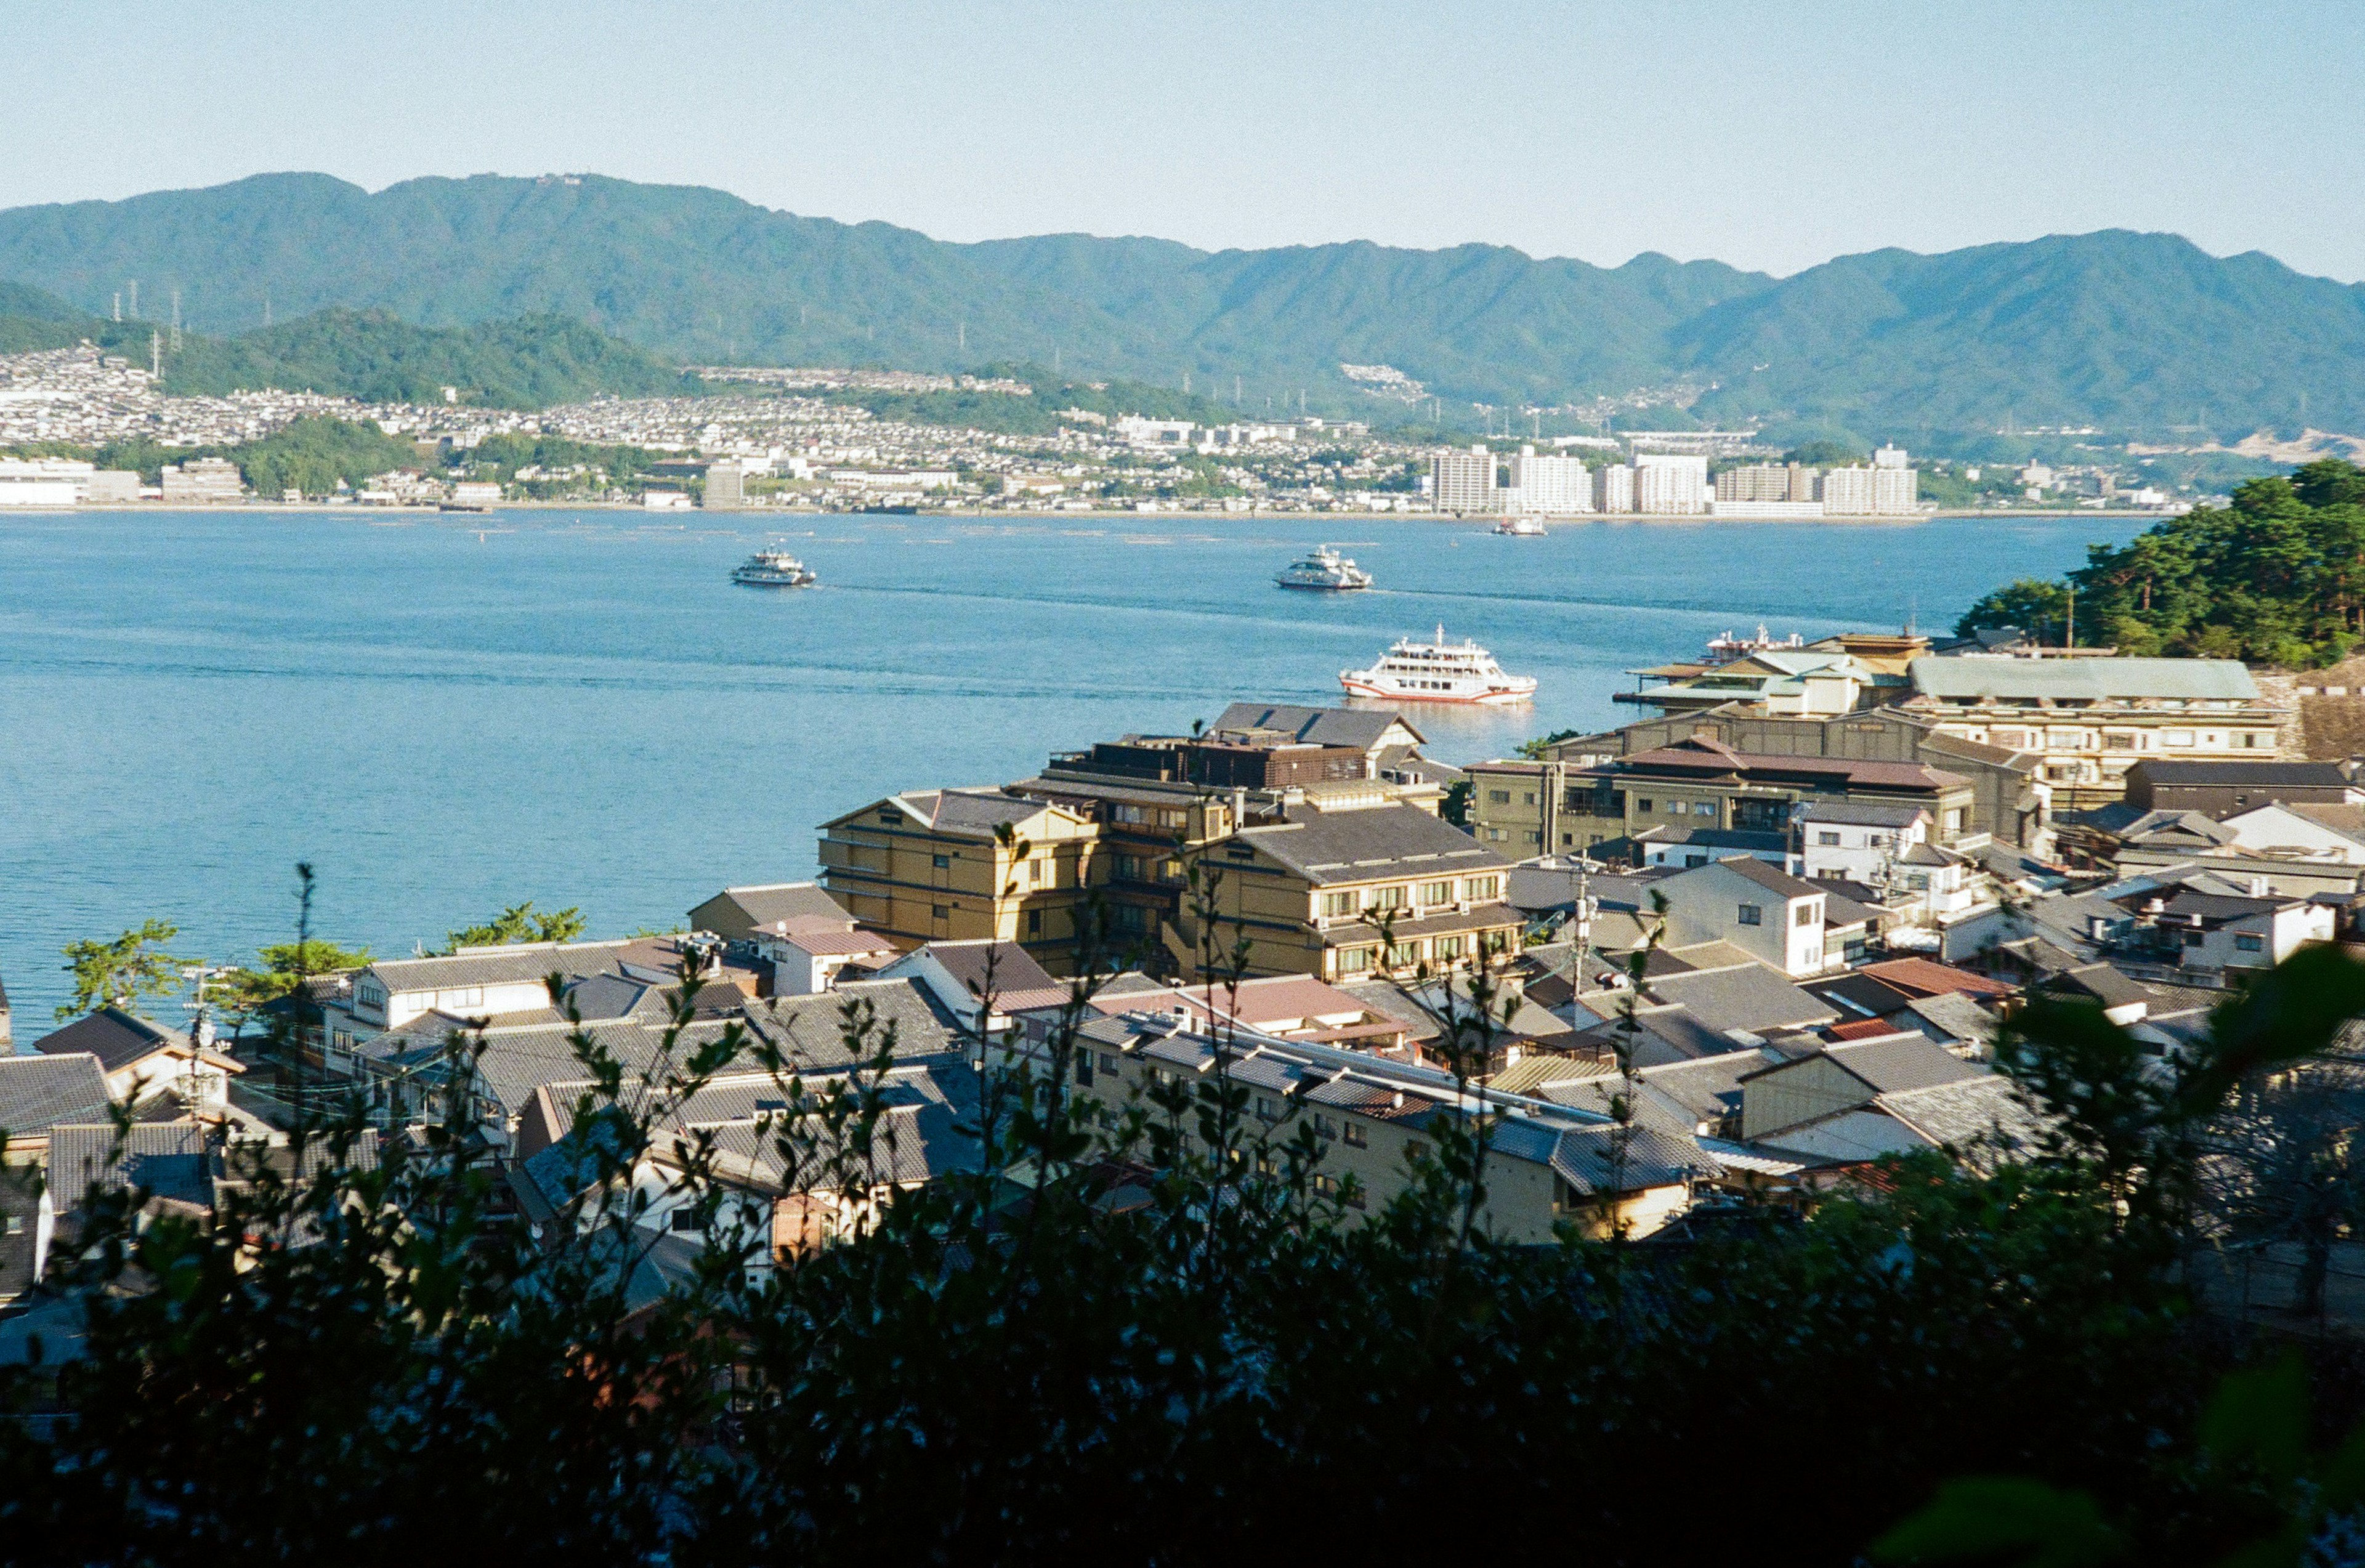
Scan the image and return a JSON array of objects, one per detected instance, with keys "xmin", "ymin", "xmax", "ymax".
[
  {"xmin": 1874, "ymin": 444, "xmax": 1910, "ymax": 469},
  {"xmin": 1431, "ymin": 445, "xmax": 1500, "ymax": 513},
  {"xmin": 1505, "ymin": 448, "xmax": 1592, "ymax": 513},
  {"xmin": 1596, "ymin": 463, "xmax": 1636, "ymax": 514},
  {"xmin": 1714, "ymin": 463, "xmax": 1797, "ymax": 502},
  {"xmin": 1872, "ymin": 465, "xmax": 1918, "ymax": 514},
  {"xmin": 1821, "ymin": 465, "xmax": 1875, "ymax": 514},
  {"xmin": 1633, "ymin": 453, "xmax": 1708, "ymax": 514},
  {"xmin": 705, "ymin": 460, "xmax": 746, "ymax": 509}
]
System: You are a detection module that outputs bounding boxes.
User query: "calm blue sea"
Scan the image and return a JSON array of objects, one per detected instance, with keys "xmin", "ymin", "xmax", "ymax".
[{"xmin": 0, "ymin": 507, "xmax": 2145, "ymax": 1027}]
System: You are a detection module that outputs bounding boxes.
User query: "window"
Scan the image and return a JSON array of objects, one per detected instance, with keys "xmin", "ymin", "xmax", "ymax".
[
  {"xmin": 2183, "ymin": 930, "xmax": 2205, "ymax": 948},
  {"xmin": 1343, "ymin": 1121, "xmax": 1367, "ymax": 1147},
  {"xmin": 1636, "ymin": 798, "xmax": 1654, "ymax": 814},
  {"xmin": 1313, "ymin": 1115, "xmax": 1338, "ymax": 1141},
  {"xmin": 355, "ymin": 979, "xmax": 385, "ymax": 1009},
  {"xmin": 1434, "ymin": 935, "xmax": 1465, "ymax": 961},
  {"xmin": 1666, "ymin": 801, "xmax": 1687, "ymax": 816},
  {"xmin": 1463, "ymin": 876, "xmax": 1499, "ymax": 900},
  {"xmin": 2165, "ymin": 729, "xmax": 2195, "ymax": 746},
  {"xmin": 1737, "ymin": 903, "xmax": 1763, "ymax": 926},
  {"xmin": 1312, "ymin": 1174, "xmax": 1340, "ymax": 1197},
  {"xmin": 1694, "ymin": 801, "xmax": 1715, "ymax": 817},
  {"xmin": 1255, "ymin": 1094, "xmax": 1280, "ymax": 1121},
  {"xmin": 2235, "ymin": 933, "xmax": 2266, "ymax": 953},
  {"xmin": 1794, "ymin": 902, "xmax": 1817, "ymax": 927},
  {"xmin": 1027, "ymin": 908, "xmax": 1043, "ymax": 935},
  {"xmin": 1405, "ymin": 1141, "xmax": 1428, "ymax": 1165},
  {"xmin": 1386, "ymin": 942, "xmax": 1420, "ymax": 967},
  {"xmin": 1521, "ymin": 791, "xmax": 1537, "ymax": 806},
  {"xmin": 1817, "ymin": 831, "xmax": 1840, "ymax": 846},
  {"xmin": 1075, "ymin": 1054, "xmax": 1094, "ymax": 1087},
  {"xmin": 932, "ymin": 853, "xmax": 952, "ymax": 868},
  {"xmin": 1370, "ymin": 885, "xmax": 1407, "ymax": 912},
  {"xmin": 1487, "ymin": 789, "xmax": 1510, "ymax": 804},
  {"xmin": 2243, "ymin": 732, "xmax": 2271, "ymax": 750},
  {"xmin": 1418, "ymin": 880, "xmax": 1452, "ymax": 906},
  {"xmin": 1320, "ymin": 891, "xmax": 1358, "ymax": 917},
  {"xmin": 1336, "ymin": 947, "xmax": 1373, "ymax": 974},
  {"xmin": 932, "ymin": 904, "xmax": 951, "ymax": 920},
  {"xmin": 1944, "ymin": 809, "xmax": 1965, "ymax": 834},
  {"xmin": 331, "ymin": 1028, "xmax": 354, "ymax": 1051},
  {"xmin": 1685, "ymin": 854, "xmax": 1707, "ymax": 868},
  {"xmin": 1344, "ymin": 1186, "xmax": 1367, "ymax": 1211},
  {"xmin": 2103, "ymin": 734, "xmax": 2136, "ymax": 751},
  {"xmin": 669, "ymin": 1208, "xmax": 706, "ymax": 1233}
]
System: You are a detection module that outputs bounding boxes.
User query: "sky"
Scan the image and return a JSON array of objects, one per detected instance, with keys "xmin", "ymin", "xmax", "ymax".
[{"xmin": 2, "ymin": 0, "xmax": 2359, "ymax": 281}]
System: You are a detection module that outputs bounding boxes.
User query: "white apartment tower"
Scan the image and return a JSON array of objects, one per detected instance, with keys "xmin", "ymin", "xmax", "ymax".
[
  {"xmin": 1633, "ymin": 453, "xmax": 1709, "ymax": 514},
  {"xmin": 1505, "ymin": 447, "xmax": 1593, "ymax": 514},
  {"xmin": 1821, "ymin": 465, "xmax": 1875, "ymax": 514},
  {"xmin": 1431, "ymin": 445, "xmax": 1500, "ymax": 513},
  {"xmin": 1596, "ymin": 463, "xmax": 1636, "ymax": 514}
]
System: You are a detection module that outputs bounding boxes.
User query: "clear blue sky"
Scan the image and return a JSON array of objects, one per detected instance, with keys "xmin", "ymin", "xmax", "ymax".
[{"xmin": 4, "ymin": 0, "xmax": 2359, "ymax": 281}]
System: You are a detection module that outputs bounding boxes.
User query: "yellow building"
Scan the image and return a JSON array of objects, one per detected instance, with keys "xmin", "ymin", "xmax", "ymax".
[
  {"xmin": 1170, "ymin": 790, "xmax": 1519, "ymax": 982},
  {"xmin": 818, "ymin": 790, "xmax": 1102, "ymax": 972}
]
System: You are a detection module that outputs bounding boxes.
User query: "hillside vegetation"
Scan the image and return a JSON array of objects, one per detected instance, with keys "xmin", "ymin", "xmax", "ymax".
[
  {"xmin": 1959, "ymin": 458, "xmax": 2365, "ymax": 667},
  {"xmin": 4, "ymin": 173, "xmax": 2363, "ymax": 438},
  {"xmin": 0, "ymin": 281, "xmax": 696, "ymax": 408}
]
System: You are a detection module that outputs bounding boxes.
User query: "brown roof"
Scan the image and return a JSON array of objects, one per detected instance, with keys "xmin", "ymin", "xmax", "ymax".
[
  {"xmin": 1607, "ymin": 737, "xmax": 1968, "ymax": 792},
  {"xmin": 1856, "ymin": 958, "xmax": 2016, "ymax": 1000}
]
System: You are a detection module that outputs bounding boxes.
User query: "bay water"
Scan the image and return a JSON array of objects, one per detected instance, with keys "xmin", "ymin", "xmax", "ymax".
[{"xmin": 0, "ymin": 507, "xmax": 2144, "ymax": 1027}]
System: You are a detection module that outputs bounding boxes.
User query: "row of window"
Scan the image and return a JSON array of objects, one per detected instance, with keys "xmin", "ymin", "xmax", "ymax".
[
  {"xmin": 1736, "ymin": 902, "xmax": 1818, "ymax": 928},
  {"xmin": 1316, "ymin": 875, "xmax": 1501, "ymax": 919}
]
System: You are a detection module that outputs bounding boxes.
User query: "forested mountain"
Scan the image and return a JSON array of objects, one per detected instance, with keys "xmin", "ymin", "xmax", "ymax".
[
  {"xmin": 4, "ymin": 171, "xmax": 2364, "ymax": 438},
  {"xmin": 0, "ymin": 283, "xmax": 694, "ymax": 407}
]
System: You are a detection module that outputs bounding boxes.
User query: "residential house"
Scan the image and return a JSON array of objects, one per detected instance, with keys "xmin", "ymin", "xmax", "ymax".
[
  {"xmin": 1795, "ymin": 801, "xmax": 1933, "ymax": 883},
  {"xmin": 2111, "ymin": 883, "xmax": 2338, "ymax": 978},
  {"xmin": 1738, "ymin": 1035, "xmax": 2036, "ymax": 1168},
  {"xmin": 1003, "ymin": 1008, "xmax": 1716, "ymax": 1240},
  {"xmin": 1651, "ymin": 857, "xmax": 1831, "ymax": 978},
  {"xmin": 817, "ymin": 790, "xmax": 1102, "ymax": 972},
  {"xmin": 687, "ymin": 883, "xmax": 854, "ymax": 942},
  {"xmin": 32, "ymin": 1009, "xmax": 244, "ymax": 1113},
  {"xmin": 871, "ymin": 940, "xmax": 1067, "ymax": 1035},
  {"xmin": 1171, "ymin": 791, "xmax": 1518, "ymax": 983}
]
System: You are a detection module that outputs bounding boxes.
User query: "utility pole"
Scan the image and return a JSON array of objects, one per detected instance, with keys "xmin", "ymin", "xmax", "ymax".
[
  {"xmin": 2064, "ymin": 581, "xmax": 2076, "ymax": 651},
  {"xmin": 150, "ymin": 329, "xmax": 160, "ymax": 378},
  {"xmin": 127, "ymin": 280, "xmax": 138, "ymax": 318},
  {"xmin": 112, "ymin": 290, "xmax": 121, "ymax": 322},
  {"xmin": 169, "ymin": 289, "xmax": 181, "ymax": 352}
]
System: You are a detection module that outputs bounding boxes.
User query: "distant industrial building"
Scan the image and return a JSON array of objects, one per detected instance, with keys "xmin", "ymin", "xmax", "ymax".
[
  {"xmin": 159, "ymin": 456, "xmax": 245, "ymax": 504},
  {"xmin": 0, "ymin": 458, "xmax": 136, "ymax": 507}
]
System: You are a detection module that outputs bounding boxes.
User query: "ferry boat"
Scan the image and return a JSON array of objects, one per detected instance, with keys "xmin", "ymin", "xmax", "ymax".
[
  {"xmin": 1704, "ymin": 624, "xmax": 1804, "ymax": 660},
  {"xmin": 731, "ymin": 546, "xmax": 819, "ymax": 588},
  {"xmin": 1274, "ymin": 544, "xmax": 1375, "ymax": 591},
  {"xmin": 1341, "ymin": 625, "xmax": 1537, "ymax": 705},
  {"xmin": 1492, "ymin": 514, "xmax": 1545, "ymax": 536}
]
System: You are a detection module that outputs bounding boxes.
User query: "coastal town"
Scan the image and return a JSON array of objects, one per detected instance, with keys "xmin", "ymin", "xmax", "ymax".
[
  {"xmin": 0, "ymin": 338, "xmax": 2193, "ymax": 515},
  {"xmin": 10, "ymin": 598, "xmax": 2363, "ymax": 1312}
]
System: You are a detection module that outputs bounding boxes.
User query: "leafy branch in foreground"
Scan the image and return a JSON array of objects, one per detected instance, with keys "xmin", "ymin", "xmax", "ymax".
[{"xmin": 57, "ymin": 919, "xmax": 187, "ymax": 1020}]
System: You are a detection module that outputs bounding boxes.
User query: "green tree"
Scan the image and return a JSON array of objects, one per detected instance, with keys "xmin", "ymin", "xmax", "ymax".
[
  {"xmin": 1955, "ymin": 576, "xmax": 2071, "ymax": 641},
  {"xmin": 57, "ymin": 919, "xmax": 188, "ymax": 1020},
  {"xmin": 214, "ymin": 937, "xmax": 374, "ymax": 1030},
  {"xmin": 445, "ymin": 900, "xmax": 587, "ymax": 951}
]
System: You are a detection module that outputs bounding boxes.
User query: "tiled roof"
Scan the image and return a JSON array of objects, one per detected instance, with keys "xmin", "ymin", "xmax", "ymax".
[
  {"xmin": 31, "ymin": 1008, "xmax": 190, "ymax": 1073},
  {"xmin": 1210, "ymin": 703, "xmax": 1421, "ymax": 751},
  {"xmin": 1822, "ymin": 1036, "xmax": 1989, "ymax": 1094},
  {"xmin": 45, "ymin": 1122, "xmax": 213, "ymax": 1212},
  {"xmin": 1236, "ymin": 802, "xmax": 1509, "ymax": 886},
  {"xmin": 1855, "ymin": 958, "xmax": 2016, "ymax": 1000},
  {"xmin": 0, "ymin": 1053, "xmax": 112, "ymax": 1136}
]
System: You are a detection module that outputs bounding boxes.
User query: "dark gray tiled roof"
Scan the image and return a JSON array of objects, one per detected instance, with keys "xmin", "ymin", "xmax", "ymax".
[
  {"xmin": 698, "ymin": 883, "xmax": 848, "ymax": 931},
  {"xmin": 1238, "ymin": 802, "xmax": 1508, "ymax": 885},
  {"xmin": 1210, "ymin": 703, "xmax": 1418, "ymax": 752},
  {"xmin": 31, "ymin": 1008, "xmax": 187, "ymax": 1073},
  {"xmin": 1822, "ymin": 1036, "xmax": 1989, "ymax": 1094},
  {"xmin": 896, "ymin": 940, "xmax": 1058, "ymax": 1002},
  {"xmin": 1649, "ymin": 965, "xmax": 1837, "ymax": 1038},
  {"xmin": 45, "ymin": 1122, "xmax": 213, "ymax": 1212},
  {"xmin": 0, "ymin": 1053, "xmax": 111, "ymax": 1136}
]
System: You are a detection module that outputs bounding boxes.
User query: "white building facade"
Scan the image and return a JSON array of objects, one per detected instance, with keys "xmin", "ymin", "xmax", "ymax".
[
  {"xmin": 1431, "ymin": 445, "xmax": 1500, "ymax": 512},
  {"xmin": 1633, "ymin": 453, "xmax": 1709, "ymax": 514}
]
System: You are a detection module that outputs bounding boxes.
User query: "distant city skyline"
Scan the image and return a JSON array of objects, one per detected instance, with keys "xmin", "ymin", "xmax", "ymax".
[{"xmin": 2, "ymin": 1, "xmax": 2361, "ymax": 283}]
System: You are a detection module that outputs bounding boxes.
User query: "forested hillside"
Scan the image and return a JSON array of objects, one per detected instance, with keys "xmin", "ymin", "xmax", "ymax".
[{"xmin": 5, "ymin": 172, "xmax": 2363, "ymax": 438}]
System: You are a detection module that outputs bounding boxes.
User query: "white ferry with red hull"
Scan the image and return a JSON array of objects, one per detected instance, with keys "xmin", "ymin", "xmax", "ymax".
[{"xmin": 1341, "ymin": 625, "xmax": 1537, "ymax": 705}]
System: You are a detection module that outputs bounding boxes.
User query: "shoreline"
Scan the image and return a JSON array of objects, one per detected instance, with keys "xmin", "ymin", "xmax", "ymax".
[{"xmin": 7, "ymin": 503, "xmax": 2174, "ymax": 523}]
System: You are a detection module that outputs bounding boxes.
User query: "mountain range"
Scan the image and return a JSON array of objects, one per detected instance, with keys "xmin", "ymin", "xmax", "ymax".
[{"xmin": 2, "ymin": 171, "xmax": 2362, "ymax": 441}]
